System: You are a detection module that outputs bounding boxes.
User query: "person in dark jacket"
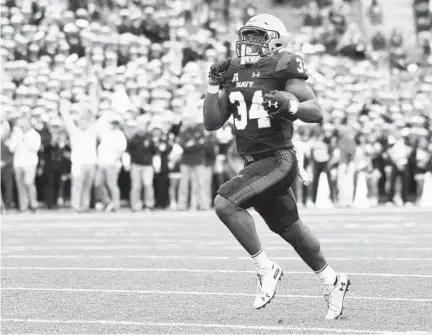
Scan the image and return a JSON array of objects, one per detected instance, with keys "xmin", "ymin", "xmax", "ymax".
[
  {"xmin": 152, "ymin": 128, "xmax": 173, "ymax": 209},
  {"xmin": 178, "ymin": 121, "xmax": 212, "ymax": 210},
  {"xmin": 127, "ymin": 119, "xmax": 156, "ymax": 211},
  {"xmin": 303, "ymin": 2, "xmax": 324, "ymax": 28},
  {"xmin": 1, "ymin": 120, "xmax": 15, "ymax": 210},
  {"xmin": 43, "ymin": 123, "xmax": 70, "ymax": 208}
]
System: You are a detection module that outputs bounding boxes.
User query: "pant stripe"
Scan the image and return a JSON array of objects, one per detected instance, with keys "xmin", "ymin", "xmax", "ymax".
[{"xmin": 229, "ymin": 150, "xmax": 294, "ymax": 204}]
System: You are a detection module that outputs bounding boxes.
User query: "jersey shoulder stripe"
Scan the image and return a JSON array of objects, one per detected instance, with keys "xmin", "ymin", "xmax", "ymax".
[{"xmin": 274, "ymin": 51, "xmax": 295, "ymax": 72}]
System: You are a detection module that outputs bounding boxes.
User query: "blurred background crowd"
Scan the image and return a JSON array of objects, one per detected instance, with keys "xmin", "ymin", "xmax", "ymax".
[{"xmin": 1, "ymin": 0, "xmax": 431, "ymax": 213}]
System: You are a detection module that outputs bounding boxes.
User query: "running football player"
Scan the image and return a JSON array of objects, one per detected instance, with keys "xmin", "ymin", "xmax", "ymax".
[{"xmin": 203, "ymin": 14, "xmax": 350, "ymax": 319}]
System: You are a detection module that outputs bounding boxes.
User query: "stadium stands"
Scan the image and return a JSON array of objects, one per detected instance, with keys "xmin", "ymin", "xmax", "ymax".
[{"xmin": 1, "ymin": 0, "xmax": 431, "ymax": 212}]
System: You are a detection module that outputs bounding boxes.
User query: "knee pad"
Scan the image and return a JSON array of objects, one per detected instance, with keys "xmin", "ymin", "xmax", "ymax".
[{"xmin": 280, "ymin": 219, "xmax": 321, "ymax": 253}]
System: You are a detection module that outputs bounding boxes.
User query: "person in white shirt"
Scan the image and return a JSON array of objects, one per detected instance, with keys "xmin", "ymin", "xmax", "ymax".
[
  {"xmin": 94, "ymin": 114, "xmax": 127, "ymax": 211},
  {"xmin": 59, "ymin": 99, "xmax": 98, "ymax": 212},
  {"xmin": 7, "ymin": 117, "xmax": 41, "ymax": 211},
  {"xmin": 292, "ymin": 130, "xmax": 313, "ymax": 208}
]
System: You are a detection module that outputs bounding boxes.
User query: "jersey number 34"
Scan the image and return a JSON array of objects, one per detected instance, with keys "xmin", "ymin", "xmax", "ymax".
[{"xmin": 229, "ymin": 90, "xmax": 270, "ymax": 130}]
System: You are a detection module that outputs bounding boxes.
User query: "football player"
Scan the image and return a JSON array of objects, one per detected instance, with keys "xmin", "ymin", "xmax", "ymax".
[{"xmin": 203, "ymin": 14, "xmax": 350, "ymax": 319}]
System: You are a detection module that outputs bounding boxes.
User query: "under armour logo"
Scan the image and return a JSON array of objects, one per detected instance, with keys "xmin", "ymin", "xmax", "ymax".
[
  {"xmin": 267, "ymin": 101, "xmax": 279, "ymax": 108},
  {"xmin": 339, "ymin": 282, "xmax": 346, "ymax": 291},
  {"xmin": 252, "ymin": 72, "xmax": 260, "ymax": 77}
]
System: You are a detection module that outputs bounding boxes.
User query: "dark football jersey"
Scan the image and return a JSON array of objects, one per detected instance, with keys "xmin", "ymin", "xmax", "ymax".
[{"xmin": 222, "ymin": 50, "xmax": 309, "ymax": 155}]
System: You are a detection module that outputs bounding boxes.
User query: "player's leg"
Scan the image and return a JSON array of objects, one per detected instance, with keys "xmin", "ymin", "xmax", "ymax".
[
  {"xmin": 213, "ymin": 196, "xmax": 261, "ymax": 255},
  {"xmin": 215, "ymin": 153, "xmax": 298, "ymax": 255},
  {"xmin": 213, "ymin": 194, "xmax": 281, "ymax": 310},
  {"xmin": 254, "ymin": 190, "xmax": 326, "ymax": 270},
  {"xmin": 254, "ymin": 190, "xmax": 350, "ymax": 319},
  {"xmin": 215, "ymin": 151, "xmax": 298, "ymax": 309}
]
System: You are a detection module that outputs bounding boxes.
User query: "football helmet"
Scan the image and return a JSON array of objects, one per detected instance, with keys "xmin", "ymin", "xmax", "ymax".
[{"xmin": 236, "ymin": 14, "xmax": 289, "ymax": 64}]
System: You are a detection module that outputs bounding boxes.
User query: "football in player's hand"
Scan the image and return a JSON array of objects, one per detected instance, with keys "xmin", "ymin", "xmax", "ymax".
[
  {"xmin": 262, "ymin": 90, "xmax": 299, "ymax": 121},
  {"xmin": 274, "ymin": 91, "xmax": 299, "ymax": 104}
]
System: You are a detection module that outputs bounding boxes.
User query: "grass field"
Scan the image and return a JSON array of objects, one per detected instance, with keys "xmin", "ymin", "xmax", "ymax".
[{"xmin": 1, "ymin": 208, "xmax": 432, "ymax": 334}]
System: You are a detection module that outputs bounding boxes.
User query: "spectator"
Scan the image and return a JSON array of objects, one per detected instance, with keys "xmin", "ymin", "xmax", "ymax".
[
  {"xmin": 43, "ymin": 120, "xmax": 71, "ymax": 209},
  {"xmin": 178, "ymin": 119, "xmax": 212, "ymax": 211},
  {"xmin": 214, "ymin": 123, "xmax": 233, "ymax": 190},
  {"xmin": 335, "ymin": 23, "xmax": 366, "ymax": 60},
  {"xmin": 167, "ymin": 136, "xmax": 183, "ymax": 210},
  {"xmin": 243, "ymin": 0, "xmax": 257, "ymax": 24},
  {"xmin": 152, "ymin": 126, "xmax": 172, "ymax": 209},
  {"xmin": 303, "ymin": 1, "xmax": 324, "ymax": 28},
  {"xmin": 387, "ymin": 131, "xmax": 411, "ymax": 205},
  {"xmin": 1, "ymin": 120, "xmax": 15, "ymax": 210},
  {"xmin": 292, "ymin": 127, "xmax": 312, "ymax": 207},
  {"xmin": 370, "ymin": 30, "xmax": 387, "ymax": 52},
  {"xmin": 59, "ymin": 99, "xmax": 98, "ymax": 212},
  {"xmin": 69, "ymin": 0, "xmax": 87, "ymax": 13},
  {"xmin": 1, "ymin": 0, "xmax": 431, "ymax": 212},
  {"xmin": 328, "ymin": 1, "xmax": 348, "ymax": 35},
  {"xmin": 390, "ymin": 29, "xmax": 404, "ymax": 49},
  {"xmin": 367, "ymin": 0, "xmax": 383, "ymax": 25},
  {"xmin": 335, "ymin": 122, "xmax": 357, "ymax": 206},
  {"xmin": 414, "ymin": 136, "xmax": 431, "ymax": 205},
  {"xmin": 127, "ymin": 116, "xmax": 156, "ymax": 211},
  {"xmin": 8, "ymin": 116, "xmax": 41, "ymax": 212},
  {"xmin": 94, "ymin": 114, "xmax": 127, "ymax": 212},
  {"xmin": 203, "ymin": 130, "xmax": 216, "ymax": 209},
  {"xmin": 363, "ymin": 135, "xmax": 382, "ymax": 207},
  {"xmin": 310, "ymin": 125, "xmax": 336, "ymax": 204}
]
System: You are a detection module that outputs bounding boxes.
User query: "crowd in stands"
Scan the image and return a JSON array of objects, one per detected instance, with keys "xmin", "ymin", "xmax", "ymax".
[{"xmin": 1, "ymin": 0, "xmax": 431, "ymax": 213}]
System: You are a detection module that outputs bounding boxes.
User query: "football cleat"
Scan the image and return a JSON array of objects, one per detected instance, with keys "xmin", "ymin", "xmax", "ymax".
[
  {"xmin": 254, "ymin": 262, "xmax": 283, "ymax": 309},
  {"xmin": 323, "ymin": 273, "xmax": 350, "ymax": 320}
]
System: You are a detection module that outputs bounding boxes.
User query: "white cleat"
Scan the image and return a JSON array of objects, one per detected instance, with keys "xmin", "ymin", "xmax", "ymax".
[
  {"xmin": 254, "ymin": 262, "xmax": 283, "ymax": 309},
  {"xmin": 324, "ymin": 273, "xmax": 350, "ymax": 319}
]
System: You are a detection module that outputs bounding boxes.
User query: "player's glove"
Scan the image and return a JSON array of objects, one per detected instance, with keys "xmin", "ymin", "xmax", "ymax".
[
  {"xmin": 208, "ymin": 58, "xmax": 231, "ymax": 87},
  {"xmin": 262, "ymin": 90, "xmax": 299, "ymax": 121}
]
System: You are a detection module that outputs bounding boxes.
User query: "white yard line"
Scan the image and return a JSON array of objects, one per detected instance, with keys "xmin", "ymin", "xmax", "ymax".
[
  {"xmin": 3, "ymin": 245, "xmax": 432, "ymax": 252},
  {"xmin": 3, "ymin": 255, "xmax": 432, "ymax": 261},
  {"xmin": 0, "ymin": 318, "xmax": 384, "ymax": 334},
  {"xmin": 2, "ymin": 266, "xmax": 432, "ymax": 278},
  {"xmin": 7, "ymin": 232, "xmax": 432, "ymax": 238},
  {"xmin": 1, "ymin": 239, "xmax": 427, "ymax": 245},
  {"xmin": 1, "ymin": 209, "xmax": 431, "ymax": 223},
  {"xmin": 2, "ymin": 287, "xmax": 432, "ymax": 303}
]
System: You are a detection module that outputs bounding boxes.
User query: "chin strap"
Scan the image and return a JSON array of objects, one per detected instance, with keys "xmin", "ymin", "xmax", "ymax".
[{"xmin": 241, "ymin": 56, "xmax": 261, "ymax": 65}]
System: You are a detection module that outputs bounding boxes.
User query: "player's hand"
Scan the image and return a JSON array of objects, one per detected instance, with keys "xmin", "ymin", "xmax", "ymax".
[
  {"xmin": 262, "ymin": 90, "xmax": 297, "ymax": 120},
  {"xmin": 208, "ymin": 58, "xmax": 231, "ymax": 86}
]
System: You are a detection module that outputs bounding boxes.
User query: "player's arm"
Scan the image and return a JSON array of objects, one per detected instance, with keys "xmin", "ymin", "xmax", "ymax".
[
  {"xmin": 284, "ymin": 78, "xmax": 323, "ymax": 124},
  {"xmin": 203, "ymin": 88, "xmax": 231, "ymax": 131},
  {"xmin": 203, "ymin": 58, "xmax": 232, "ymax": 131}
]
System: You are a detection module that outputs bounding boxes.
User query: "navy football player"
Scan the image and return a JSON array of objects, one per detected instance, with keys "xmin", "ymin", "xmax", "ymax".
[{"xmin": 203, "ymin": 14, "xmax": 350, "ymax": 319}]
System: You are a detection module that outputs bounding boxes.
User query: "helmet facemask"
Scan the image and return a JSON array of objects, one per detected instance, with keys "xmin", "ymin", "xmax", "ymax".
[{"xmin": 236, "ymin": 26, "xmax": 280, "ymax": 61}]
